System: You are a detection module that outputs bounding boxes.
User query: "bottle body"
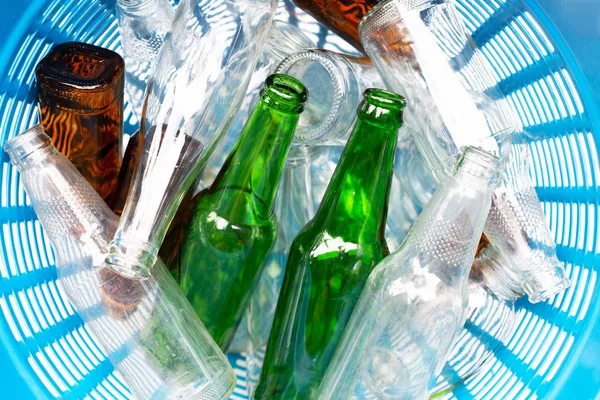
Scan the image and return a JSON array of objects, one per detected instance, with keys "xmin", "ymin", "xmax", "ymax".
[
  {"xmin": 4, "ymin": 125, "xmax": 235, "ymax": 400},
  {"xmin": 180, "ymin": 191, "xmax": 277, "ymax": 348},
  {"xmin": 116, "ymin": 0, "xmax": 174, "ymax": 119},
  {"xmin": 318, "ymin": 146, "xmax": 499, "ymax": 400},
  {"xmin": 36, "ymin": 42, "xmax": 124, "ymax": 204},
  {"xmin": 255, "ymin": 89, "xmax": 405, "ymax": 399},
  {"xmin": 178, "ymin": 75, "xmax": 308, "ymax": 349}
]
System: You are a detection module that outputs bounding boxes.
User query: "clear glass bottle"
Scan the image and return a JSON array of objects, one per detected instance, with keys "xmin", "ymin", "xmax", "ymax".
[
  {"xmin": 275, "ymin": 49, "xmax": 385, "ymax": 145},
  {"xmin": 104, "ymin": 0, "xmax": 277, "ymax": 280},
  {"xmin": 4, "ymin": 125, "xmax": 235, "ymax": 400},
  {"xmin": 318, "ymin": 146, "xmax": 500, "ymax": 400},
  {"xmin": 359, "ymin": 0, "xmax": 569, "ymax": 302},
  {"xmin": 178, "ymin": 75, "xmax": 308, "ymax": 350},
  {"xmin": 255, "ymin": 89, "xmax": 406, "ymax": 399},
  {"xmin": 36, "ymin": 42, "xmax": 125, "ymax": 205},
  {"xmin": 115, "ymin": 0, "xmax": 174, "ymax": 119},
  {"xmin": 245, "ymin": 144, "xmax": 316, "ymax": 395}
]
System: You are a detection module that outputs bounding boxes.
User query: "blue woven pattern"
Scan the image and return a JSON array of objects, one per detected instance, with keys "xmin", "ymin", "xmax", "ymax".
[{"xmin": 0, "ymin": 0, "xmax": 598, "ymax": 399}]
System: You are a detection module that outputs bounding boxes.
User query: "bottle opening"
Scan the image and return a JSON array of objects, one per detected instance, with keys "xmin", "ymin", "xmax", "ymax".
[
  {"xmin": 364, "ymin": 88, "xmax": 406, "ymax": 111},
  {"xmin": 262, "ymin": 74, "xmax": 308, "ymax": 113},
  {"xmin": 455, "ymin": 146, "xmax": 502, "ymax": 186},
  {"xmin": 275, "ymin": 50, "xmax": 349, "ymax": 143},
  {"xmin": 4, "ymin": 125, "xmax": 53, "ymax": 167}
]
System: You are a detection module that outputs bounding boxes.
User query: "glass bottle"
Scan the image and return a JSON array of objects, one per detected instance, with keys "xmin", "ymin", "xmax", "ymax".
[
  {"xmin": 290, "ymin": 0, "xmax": 379, "ymax": 52},
  {"xmin": 36, "ymin": 41, "xmax": 124, "ymax": 205},
  {"xmin": 4, "ymin": 125, "xmax": 235, "ymax": 400},
  {"xmin": 254, "ymin": 88, "xmax": 406, "ymax": 399},
  {"xmin": 359, "ymin": 0, "xmax": 569, "ymax": 302},
  {"xmin": 318, "ymin": 146, "xmax": 500, "ymax": 400},
  {"xmin": 245, "ymin": 144, "xmax": 316, "ymax": 395},
  {"xmin": 104, "ymin": 0, "xmax": 277, "ymax": 280},
  {"xmin": 275, "ymin": 49, "xmax": 384, "ymax": 145},
  {"xmin": 115, "ymin": 0, "xmax": 174, "ymax": 119},
  {"xmin": 178, "ymin": 74, "xmax": 308, "ymax": 350}
]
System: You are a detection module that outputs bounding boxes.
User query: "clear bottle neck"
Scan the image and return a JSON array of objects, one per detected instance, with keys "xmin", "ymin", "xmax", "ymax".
[
  {"xmin": 4, "ymin": 125, "xmax": 54, "ymax": 169},
  {"xmin": 400, "ymin": 146, "xmax": 500, "ymax": 277}
]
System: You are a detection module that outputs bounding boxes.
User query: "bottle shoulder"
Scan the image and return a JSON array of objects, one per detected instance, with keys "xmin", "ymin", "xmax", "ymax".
[
  {"xmin": 192, "ymin": 187, "xmax": 276, "ymax": 227},
  {"xmin": 366, "ymin": 251, "xmax": 467, "ymax": 305}
]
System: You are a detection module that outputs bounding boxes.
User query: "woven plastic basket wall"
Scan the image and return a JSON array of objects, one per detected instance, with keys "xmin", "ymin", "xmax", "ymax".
[{"xmin": 0, "ymin": 0, "xmax": 599, "ymax": 399}]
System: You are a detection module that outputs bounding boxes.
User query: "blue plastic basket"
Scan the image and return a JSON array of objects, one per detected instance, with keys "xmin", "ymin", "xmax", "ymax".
[{"xmin": 0, "ymin": 0, "xmax": 599, "ymax": 399}]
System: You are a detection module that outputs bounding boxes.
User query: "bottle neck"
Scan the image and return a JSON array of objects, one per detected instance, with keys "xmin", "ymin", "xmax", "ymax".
[
  {"xmin": 400, "ymin": 147, "xmax": 499, "ymax": 278},
  {"xmin": 210, "ymin": 96, "xmax": 301, "ymax": 218},
  {"xmin": 314, "ymin": 113, "xmax": 400, "ymax": 241}
]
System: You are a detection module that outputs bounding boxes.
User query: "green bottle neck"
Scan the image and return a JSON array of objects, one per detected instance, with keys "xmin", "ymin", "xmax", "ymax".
[
  {"xmin": 210, "ymin": 100, "xmax": 300, "ymax": 218},
  {"xmin": 314, "ymin": 112, "xmax": 401, "ymax": 241}
]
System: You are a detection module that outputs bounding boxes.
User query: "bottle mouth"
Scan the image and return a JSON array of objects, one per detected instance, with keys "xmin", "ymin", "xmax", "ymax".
[
  {"xmin": 364, "ymin": 88, "xmax": 406, "ymax": 111},
  {"xmin": 276, "ymin": 50, "xmax": 361, "ymax": 144},
  {"xmin": 261, "ymin": 74, "xmax": 308, "ymax": 114},
  {"xmin": 477, "ymin": 246, "xmax": 524, "ymax": 301},
  {"xmin": 104, "ymin": 237, "xmax": 157, "ymax": 280},
  {"xmin": 358, "ymin": 88, "xmax": 406, "ymax": 127},
  {"xmin": 455, "ymin": 146, "xmax": 502, "ymax": 186},
  {"xmin": 4, "ymin": 124, "xmax": 53, "ymax": 167}
]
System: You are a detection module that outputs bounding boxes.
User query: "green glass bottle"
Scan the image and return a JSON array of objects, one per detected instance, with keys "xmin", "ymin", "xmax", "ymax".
[
  {"xmin": 254, "ymin": 88, "xmax": 406, "ymax": 400},
  {"xmin": 178, "ymin": 74, "xmax": 308, "ymax": 350}
]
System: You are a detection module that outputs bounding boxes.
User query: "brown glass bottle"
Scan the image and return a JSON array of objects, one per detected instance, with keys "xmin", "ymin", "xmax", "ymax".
[
  {"xmin": 292, "ymin": 0, "xmax": 379, "ymax": 52},
  {"xmin": 36, "ymin": 42, "xmax": 125, "ymax": 205}
]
